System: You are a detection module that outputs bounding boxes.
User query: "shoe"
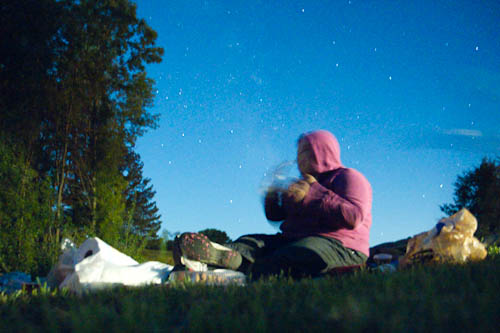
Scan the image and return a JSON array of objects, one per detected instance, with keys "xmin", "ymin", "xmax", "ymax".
[{"xmin": 173, "ymin": 232, "xmax": 242, "ymax": 270}]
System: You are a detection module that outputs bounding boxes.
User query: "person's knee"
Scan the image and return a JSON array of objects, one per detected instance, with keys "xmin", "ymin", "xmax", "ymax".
[
  {"xmin": 229, "ymin": 234, "xmax": 268, "ymax": 264},
  {"xmin": 233, "ymin": 234, "xmax": 267, "ymax": 245}
]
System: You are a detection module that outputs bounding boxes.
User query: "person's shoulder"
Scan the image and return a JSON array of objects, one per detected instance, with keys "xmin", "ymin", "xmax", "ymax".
[
  {"xmin": 337, "ymin": 167, "xmax": 371, "ymax": 185},
  {"xmin": 336, "ymin": 167, "xmax": 364, "ymax": 177}
]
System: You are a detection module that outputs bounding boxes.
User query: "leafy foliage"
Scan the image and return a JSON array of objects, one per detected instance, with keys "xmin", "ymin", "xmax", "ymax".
[
  {"xmin": 441, "ymin": 158, "xmax": 500, "ymax": 238},
  {"xmin": 0, "ymin": 0, "xmax": 164, "ymax": 274},
  {"xmin": 0, "ymin": 141, "xmax": 58, "ymax": 275},
  {"xmin": 487, "ymin": 245, "xmax": 500, "ymax": 258}
]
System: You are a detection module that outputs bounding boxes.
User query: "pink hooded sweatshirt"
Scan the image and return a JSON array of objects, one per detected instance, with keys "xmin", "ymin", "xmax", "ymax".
[{"xmin": 274, "ymin": 130, "xmax": 372, "ymax": 256}]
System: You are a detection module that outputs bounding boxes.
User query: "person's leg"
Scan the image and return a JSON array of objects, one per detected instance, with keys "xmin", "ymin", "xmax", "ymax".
[
  {"xmin": 249, "ymin": 236, "xmax": 367, "ymax": 280},
  {"xmin": 173, "ymin": 232, "xmax": 289, "ymax": 271},
  {"xmin": 224, "ymin": 233, "xmax": 290, "ymax": 273},
  {"xmin": 225, "ymin": 233, "xmax": 288, "ymax": 263}
]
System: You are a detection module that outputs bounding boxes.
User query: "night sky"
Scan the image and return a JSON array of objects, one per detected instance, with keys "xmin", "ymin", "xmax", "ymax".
[{"xmin": 134, "ymin": 0, "xmax": 500, "ymax": 245}]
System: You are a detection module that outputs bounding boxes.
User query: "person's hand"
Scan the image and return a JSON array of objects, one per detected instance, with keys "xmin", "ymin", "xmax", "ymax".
[
  {"xmin": 285, "ymin": 174, "xmax": 317, "ymax": 203},
  {"xmin": 302, "ymin": 173, "xmax": 317, "ymax": 185}
]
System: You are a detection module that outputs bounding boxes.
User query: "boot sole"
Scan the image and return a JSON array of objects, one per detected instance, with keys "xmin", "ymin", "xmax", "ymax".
[{"xmin": 176, "ymin": 233, "xmax": 241, "ymax": 270}]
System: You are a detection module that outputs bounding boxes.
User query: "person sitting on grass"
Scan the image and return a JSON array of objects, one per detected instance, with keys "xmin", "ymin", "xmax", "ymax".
[{"xmin": 174, "ymin": 129, "xmax": 372, "ymax": 279}]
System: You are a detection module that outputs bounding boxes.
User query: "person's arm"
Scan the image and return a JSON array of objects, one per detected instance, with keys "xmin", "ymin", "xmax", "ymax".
[
  {"xmin": 264, "ymin": 188, "xmax": 287, "ymax": 221},
  {"xmin": 300, "ymin": 169, "xmax": 372, "ymax": 230}
]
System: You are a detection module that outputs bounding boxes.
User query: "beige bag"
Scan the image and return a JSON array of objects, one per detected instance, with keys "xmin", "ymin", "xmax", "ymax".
[{"xmin": 402, "ymin": 208, "xmax": 487, "ymax": 266}]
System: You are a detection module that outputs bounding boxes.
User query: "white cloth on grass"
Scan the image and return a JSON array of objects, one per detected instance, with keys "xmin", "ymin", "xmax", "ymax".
[
  {"xmin": 58, "ymin": 237, "xmax": 173, "ymax": 293},
  {"xmin": 75, "ymin": 237, "xmax": 139, "ymax": 266}
]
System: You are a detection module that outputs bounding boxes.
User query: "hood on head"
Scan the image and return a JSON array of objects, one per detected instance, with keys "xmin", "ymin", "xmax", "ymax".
[{"xmin": 300, "ymin": 130, "xmax": 343, "ymax": 173}]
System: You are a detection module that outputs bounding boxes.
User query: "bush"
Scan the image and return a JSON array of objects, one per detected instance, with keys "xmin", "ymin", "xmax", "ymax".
[
  {"xmin": 0, "ymin": 141, "xmax": 59, "ymax": 276},
  {"xmin": 198, "ymin": 228, "xmax": 232, "ymax": 244},
  {"xmin": 145, "ymin": 238, "xmax": 162, "ymax": 250},
  {"xmin": 487, "ymin": 245, "xmax": 500, "ymax": 258}
]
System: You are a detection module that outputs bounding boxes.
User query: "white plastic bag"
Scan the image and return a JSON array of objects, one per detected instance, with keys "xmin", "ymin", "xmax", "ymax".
[
  {"xmin": 75, "ymin": 237, "xmax": 138, "ymax": 266},
  {"xmin": 60, "ymin": 252, "xmax": 172, "ymax": 293},
  {"xmin": 49, "ymin": 237, "xmax": 173, "ymax": 293}
]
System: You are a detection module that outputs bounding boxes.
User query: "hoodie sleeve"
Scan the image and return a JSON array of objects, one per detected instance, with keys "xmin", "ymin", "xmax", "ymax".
[
  {"xmin": 264, "ymin": 190, "xmax": 287, "ymax": 221},
  {"xmin": 301, "ymin": 168, "xmax": 372, "ymax": 230}
]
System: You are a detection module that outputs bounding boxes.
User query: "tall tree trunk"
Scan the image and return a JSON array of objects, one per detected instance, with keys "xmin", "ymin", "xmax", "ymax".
[
  {"xmin": 55, "ymin": 97, "xmax": 72, "ymax": 223},
  {"xmin": 91, "ymin": 182, "xmax": 97, "ymax": 232},
  {"xmin": 56, "ymin": 135, "xmax": 69, "ymax": 221}
]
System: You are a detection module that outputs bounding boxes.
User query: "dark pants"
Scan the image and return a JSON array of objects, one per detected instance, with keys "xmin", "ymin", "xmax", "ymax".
[{"xmin": 226, "ymin": 234, "xmax": 367, "ymax": 280}]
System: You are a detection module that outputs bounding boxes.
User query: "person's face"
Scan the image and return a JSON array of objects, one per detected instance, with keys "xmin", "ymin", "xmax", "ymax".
[{"xmin": 297, "ymin": 140, "xmax": 316, "ymax": 176}]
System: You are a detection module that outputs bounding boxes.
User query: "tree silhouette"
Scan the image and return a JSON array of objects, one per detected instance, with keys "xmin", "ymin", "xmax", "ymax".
[
  {"xmin": 198, "ymin": 228, "xmax": 232, "ymax": 244},
  {"xmin": 441, "ymin": 157, "xmax": 500, "ymax": 239}
]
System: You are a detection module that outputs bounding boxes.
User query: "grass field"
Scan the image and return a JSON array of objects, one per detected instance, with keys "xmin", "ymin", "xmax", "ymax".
[
  {"xmin": 1, "ymin": 254, "xmax": 499, "ymax": 332},
  {"xmin": 141, "ymin": 248, "xmax": 175, "ymax": 265}
]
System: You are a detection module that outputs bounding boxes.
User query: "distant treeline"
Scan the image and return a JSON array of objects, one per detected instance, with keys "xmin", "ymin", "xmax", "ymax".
[{"xmin": 0, "ymin": 0, "xmax": 164, "ymax": 275}]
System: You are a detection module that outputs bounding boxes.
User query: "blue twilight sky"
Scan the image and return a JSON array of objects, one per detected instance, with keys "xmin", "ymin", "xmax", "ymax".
[{"xmin": 134, "ymin": 0, "xmax": 499, "ymax": 245}]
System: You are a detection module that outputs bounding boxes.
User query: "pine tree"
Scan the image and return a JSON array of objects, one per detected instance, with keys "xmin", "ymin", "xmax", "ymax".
[{"xmin": 123, "ymin": 151, "xmax": 162, "ymax": 242}]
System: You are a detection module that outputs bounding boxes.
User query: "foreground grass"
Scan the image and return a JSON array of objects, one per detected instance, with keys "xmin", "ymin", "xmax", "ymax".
[{"xmin": 1, "ymin": 257, "xmax": 499, "ymax": 332}]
